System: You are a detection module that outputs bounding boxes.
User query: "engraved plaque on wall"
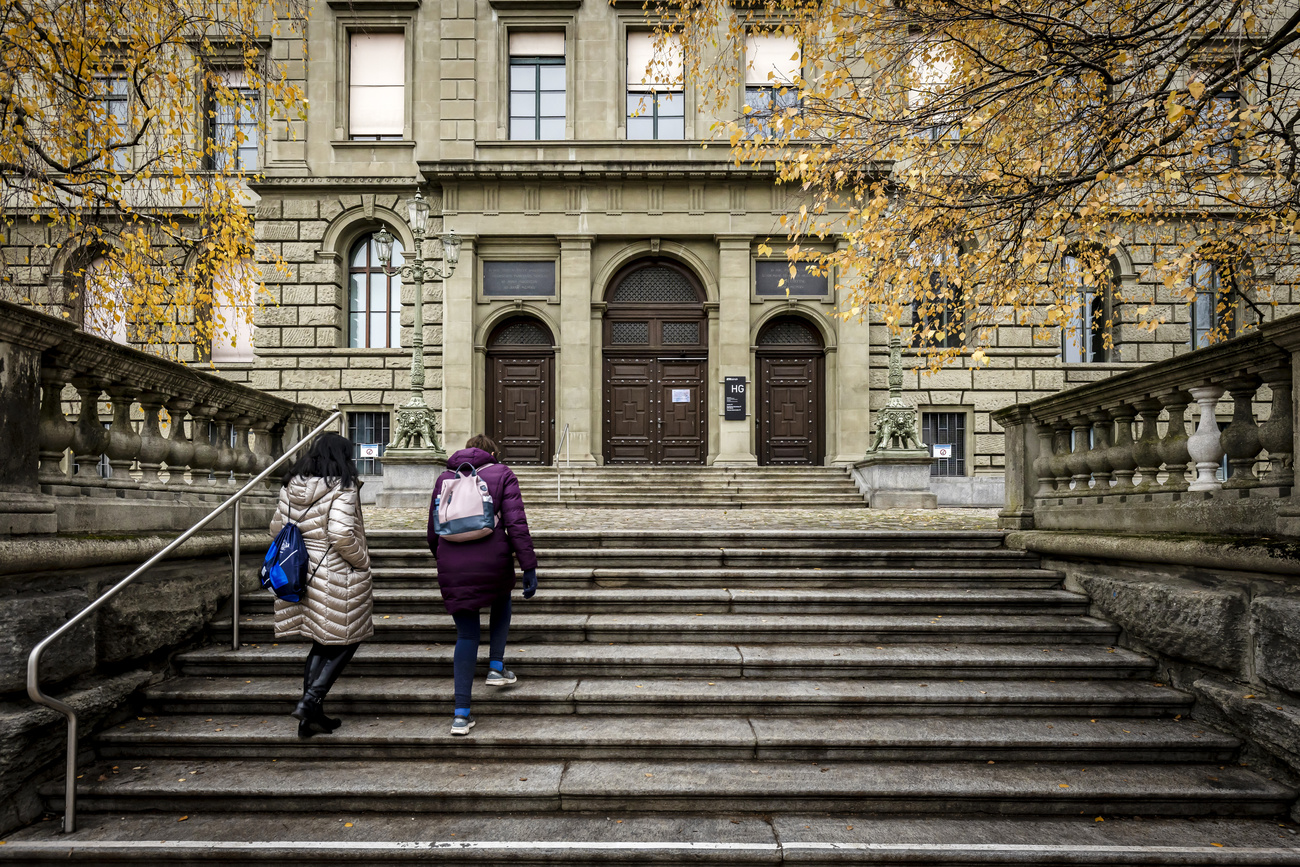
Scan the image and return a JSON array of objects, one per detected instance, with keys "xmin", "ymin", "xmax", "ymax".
[
  {"xmin": 483, "ymin": 261, "xmax": 557, "ymax": 297},
  {"xmin": 755, "ymin": 260, "xmax": 828, "ymax": 297}
]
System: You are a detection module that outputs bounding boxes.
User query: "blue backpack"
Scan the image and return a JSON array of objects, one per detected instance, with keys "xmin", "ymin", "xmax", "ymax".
[{"xmin": 259, "ymin": 498, "xmax": 330, "ymax": 602}]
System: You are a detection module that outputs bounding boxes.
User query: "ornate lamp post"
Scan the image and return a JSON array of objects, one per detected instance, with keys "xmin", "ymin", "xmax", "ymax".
[{"xmin": 374, "ymin": 191, "xmax": 460, "ymax": 459}]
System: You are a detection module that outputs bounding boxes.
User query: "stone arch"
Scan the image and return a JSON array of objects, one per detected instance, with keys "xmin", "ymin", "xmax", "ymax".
[
  {"xmin": 750, "ymin": 305, "xmax": 836, "ymax": 350},
  {"xmin": 592, "ymin": 240, "xmax": 718, "ymax": 305},
  {"xmin": 320, "ymin": 206, "xmax": 417, "ymax": 261},
  {"xmin": 474, "ymin": 305, "xmax": 561, "ymax": 350}
]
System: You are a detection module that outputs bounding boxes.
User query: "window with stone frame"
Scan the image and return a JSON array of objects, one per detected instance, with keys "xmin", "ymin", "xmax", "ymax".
[
  {"xmin": 348, "ymin": 411, "xmax": 390, "ymax": 474},
  {"xmin": 921, "ymin": 411, "xmax": 967, "ymax": 476},
  {"xmin": 509, "ymin": 31, "xmax": 566, "ymax": 141},
  {"xmin": 910, "ymin": 247, "xmax": 964, "ymax": 349},
  {"xmin": 1060, "ymin": 250, "xmax": 1116, "ymax": 363},
  {"xmin": 81, "ymin": 256, "xmax": 130, "ymax": 345},
  {"xmin": 626, "ymin": 31, "xmax": 684, "ymax": 140},
  {"xmin": 744, "ymin": 33, "xmax": 800, "ymax": 138},
  {"xmin": 349, "ymin": 31, "xmax": 405, "ymax": 141},
  {"xmin": 348, "ymin": 232, "xmax": 404, "ymax": 349},
  {"xmin": 210, "ymin": 257, "xmax": 258, "ymax": 363},
  {"xmin": 93, "ymin": 74, "xmax": 131, "ymax": 171},
  {"xmin": 1190, "ymin": 258, "xmax": 1238, "ymax": 348},
  {"xmin": 206, "ymin": 68, "xmax": 260, "ymax": 171}
]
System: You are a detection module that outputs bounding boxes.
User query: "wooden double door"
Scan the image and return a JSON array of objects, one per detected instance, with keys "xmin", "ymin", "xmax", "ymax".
[
  {"xmin": 603, "ymin": 355, "xmax": 707, "ymax": 464},
  {"xmin": 486, "ymin": 318, "xmax": 554, "ymax": 465}
]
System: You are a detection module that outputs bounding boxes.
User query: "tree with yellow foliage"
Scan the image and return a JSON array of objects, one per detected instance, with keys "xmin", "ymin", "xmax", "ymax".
[
  {"xmin": 0, "ymin": 0, "xmax": 306, "ymax": 354},
  {"xmin": 657, "ymin": 0, "xmax": 1300, "ymax": 365}
]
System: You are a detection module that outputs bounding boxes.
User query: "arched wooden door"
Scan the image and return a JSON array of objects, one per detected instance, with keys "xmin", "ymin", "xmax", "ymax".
[
  {"xmin": 486, "ymin": 317, "xmax": 555, "ymax": 465},
  {"xmin": 756, "ymin": 316, "xmax": 825, "ymax": 465},
  {"xmin": 603, "ymin": 259, "xmax": 708, "ymax": 464}
]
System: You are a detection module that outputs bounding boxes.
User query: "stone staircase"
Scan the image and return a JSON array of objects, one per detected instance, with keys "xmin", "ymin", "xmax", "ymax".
[
  {"xmin": 511, "ymin": 465, "xmax": 867, "ymax": 508},
  {"xmin": 4, "ymin": 526, "xmax": 1299, "ymax": 864}
]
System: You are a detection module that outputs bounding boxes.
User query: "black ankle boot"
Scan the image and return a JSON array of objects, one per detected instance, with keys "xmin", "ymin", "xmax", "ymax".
[{"xmin": 293, "ymin": 699, "xmax": 341, "ymax": 737}]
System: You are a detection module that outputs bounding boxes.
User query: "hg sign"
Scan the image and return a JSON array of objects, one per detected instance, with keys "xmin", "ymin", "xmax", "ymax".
[{"xmin": 724, "ymin": 376, "xmax": 747, "ymax": 421}]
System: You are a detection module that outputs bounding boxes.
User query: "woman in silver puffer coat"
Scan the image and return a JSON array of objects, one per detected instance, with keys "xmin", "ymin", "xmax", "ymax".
[{"xmin": 269, "ymin": 432, "xmax": 374, "ymax": 737}]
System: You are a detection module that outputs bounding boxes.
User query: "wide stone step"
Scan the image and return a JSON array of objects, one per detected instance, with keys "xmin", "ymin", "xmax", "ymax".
[
  {"xmin": 7, "ymin": 813, "xmax": 1300, "ymax": 867},
  {"xmin": 235, "ymin": 587, "xmax": 1090, "ymax": 616},
  {"xmin": 214, "ymin": 613, "xmax": 1118, "ymax": 645},
  {"xmin": 368, "ymin": 566, "xmax": 1065, "ymax": 589},
  {"xmin": 174, "ymin": 642, "xmax": 1153, "ymax": 679},
  {"xmin": 93, "ymin": 713, "xmax": 1237, "ymax": 763},
  {"xmin": 41, "ymin": 757, "xmax": 1292, "ymax": 818},
  {"xmin": 141, "ymin": 676, "xmax": 1190, "ymax": 717},
  {"xmin": 365, "ymin": 528, "xmax": 1013, "ymax": 551},
  {"xmin": 7, "ymin": 813, "xmax": 1299, "ymax": 866},
  {"xmin": 518, "ymin": 497, "xmax": 870, "ymax": 509}
]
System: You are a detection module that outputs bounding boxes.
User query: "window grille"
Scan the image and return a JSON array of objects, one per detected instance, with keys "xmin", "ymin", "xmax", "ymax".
[
  {"xmin": 758, "ymin": 317, "xmax": 820, "ymax": 346},
  {"xmin": 611, "ymin": 322, "xmax": 650, "ymax": 344},
  {"xmin": 609, "ymin": 266, "xmax": 698, "ymax": 303},
  {"xmin": 348, "ymin": 411, "xmax": 390, "ymax": 475},
  {"xmin": 921, "ymin": 411, "xmax": 966, "ymax": 476},
  {"xmin": 661, "ymin": 321, "xmax": 699, "ymax": 345},
  {"xmin": 491, "ymin": 319, "xmax": 552, "ymax": 346}
]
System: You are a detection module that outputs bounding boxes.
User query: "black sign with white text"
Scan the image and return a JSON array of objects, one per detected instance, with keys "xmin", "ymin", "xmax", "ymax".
[{"xmin": 724, "ymin": 376, "xmax": 747, "ymax": 420}]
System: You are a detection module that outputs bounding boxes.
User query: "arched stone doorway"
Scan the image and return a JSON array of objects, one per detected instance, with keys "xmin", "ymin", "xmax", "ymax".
[
  {"xmin": 602, "ymin": 259, "xmax": 708, "ymax": 464},
  {"xmin": 756, "ymin": 315, "xmax": 825, "ymax": 465},
  {"xmin": 486, "ymin": 317, "xmax": 555, "ymax": 465}
]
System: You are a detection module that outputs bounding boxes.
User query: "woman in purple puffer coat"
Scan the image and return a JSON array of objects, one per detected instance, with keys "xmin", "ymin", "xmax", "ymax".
[{"xmin": 427, "ymin": 434, "xmax": 538, "ymax": 736}]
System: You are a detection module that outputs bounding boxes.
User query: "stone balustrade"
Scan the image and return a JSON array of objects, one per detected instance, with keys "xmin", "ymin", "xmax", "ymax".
[
  {"xmin": 994, "ymin": 312, "xmax": 1300, "ymax": 535},
  {"xmin": 0, "ymin": 299, "xmax": 330, "ymax": 535}
]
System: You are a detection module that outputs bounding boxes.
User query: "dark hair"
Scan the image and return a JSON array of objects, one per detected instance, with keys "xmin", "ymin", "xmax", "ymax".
[
  {"xmin": 465, "ymin": 434, "xmax": 498, "ymax": 456},
  {"xmin": 282, "ymin": 431, "xmax": 360, "ymax": 488}
]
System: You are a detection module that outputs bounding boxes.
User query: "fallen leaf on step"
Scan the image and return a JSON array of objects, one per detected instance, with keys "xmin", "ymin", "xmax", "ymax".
[
  {"xmin": 1212, "ymin": 843, "xmax": 1224, "ymax": 847},
  {"xmin": 1095, "ymin": 817, "xmax": 1104, "ymax": 822},
  {"xmin": 1058, "ymin": 784, "xmax": 1069, "ymax": 788},
  {"xmin": 97, "ymin": 775, "xmax": 107, "ymax": 781},
  {"xmin": 344, "ymin": 823, "xmax": 353, "ymax": 827},
  {"xmin": 519, "ymin": 777, "xmax": 528, "ymax": 781},
  {"xmin": 178, "ymin": 816, "xmax": 188, "ymax": 822},
  {"xmin": 645, "ymin": 773, "xmax": 653, "ymax": 777}
]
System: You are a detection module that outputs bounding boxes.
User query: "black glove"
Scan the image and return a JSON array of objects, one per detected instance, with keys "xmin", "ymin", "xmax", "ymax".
[{"xmin": 521, "ymin": 568, "xmax": 537, "ymax": 599}]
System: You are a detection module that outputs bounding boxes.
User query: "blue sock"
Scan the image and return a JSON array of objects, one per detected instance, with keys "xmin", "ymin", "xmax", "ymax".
[
  {"xmin": 455, "ymin": 707, "xmax": 471, "ymax": 717},
  {"xmin": 489, "ymin": 660, "xmax": 504, "ymax": 672}
]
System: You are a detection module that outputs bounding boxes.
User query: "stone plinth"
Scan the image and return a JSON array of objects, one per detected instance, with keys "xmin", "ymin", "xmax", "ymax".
[
  {"xmin": 375, "ymin": 449, "xmax": 444, "ymax": 509},
  {"xmin": 853, "ymin": 452, "xmax": 938, "ymax": 510}
]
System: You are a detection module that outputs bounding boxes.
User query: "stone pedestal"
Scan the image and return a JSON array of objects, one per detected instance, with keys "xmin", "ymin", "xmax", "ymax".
[
  {"xmin": 853, "ymin": 452, "xmax": 938, "ymax": 510},
  {"xmin": 374, "ymin": 450, "xmax": 445, "ymax": 509}
]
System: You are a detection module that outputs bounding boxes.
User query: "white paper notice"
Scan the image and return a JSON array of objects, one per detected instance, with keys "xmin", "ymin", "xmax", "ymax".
[{"xmin": 671, "ymin": 389, "xmax": 691, "ymax": 403}]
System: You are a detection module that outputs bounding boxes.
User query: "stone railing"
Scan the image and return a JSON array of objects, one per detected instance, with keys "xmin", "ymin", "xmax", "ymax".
[
  {"xmin": 994, "ymin": 313, "xmax": 1300, "ymax": 535},
  {"xmin": 0, "ymin": 299, "xmax": 330, "ymax": 536}
]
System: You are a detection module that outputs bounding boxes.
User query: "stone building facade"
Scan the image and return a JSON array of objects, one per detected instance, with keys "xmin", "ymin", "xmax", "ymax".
[{"xmin": 10, "ymin": 0, "xmax": 1300, "ymax": 505}]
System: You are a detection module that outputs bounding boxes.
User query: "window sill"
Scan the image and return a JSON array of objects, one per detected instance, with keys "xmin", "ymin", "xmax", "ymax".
[
  {"xmin": 256, "ymin": 347, "xmax": 413, "ymax": 356},
  {"xmin": 328, "ymin": 0, "xmax": 419, "ymax": 9},
  {"xmin": 332, "ymin": 140, "xmax": 417, "ymax": 150},
  {"xmin": 490, "ymin": 0, "xmax": 581, "ymax": 7}
]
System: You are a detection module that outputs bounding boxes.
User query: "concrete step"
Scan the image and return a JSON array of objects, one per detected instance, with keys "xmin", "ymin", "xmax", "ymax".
[
  {"xmin": 140, "ymin": 676, "xmax": 1191, "ymax": 717},
  {"xmin": 93, "ymin": 714, "xmax": 1237, "ymax": 763},
  {"xmin": 40, "ymin": 757, "xmax": 1292, "ymax": 818},
  {"xmin": 368, "ymin": 566, "xmax": 1066, "ymax": 589},
  {"xmin": 235, "ymin": 587, "xmax": 1091, "ymax": 616},
  {"xmin": 213, "ymin": 613, "xmax": 1119, "ymax": 645},
  {"xmin": 365, "ymin": 528, "xmax": 1014, "ymax": 551},
  {"xmin": 6, "ymin": 813, "xmax": 1300, "ymax": 866},
  {"xmin": 513, "ymin": 498, "xmax": 870, "ymax": 509},
  {"xmin": 174, "ymin": 642, "xmax": 1154, "ymax": 680}
]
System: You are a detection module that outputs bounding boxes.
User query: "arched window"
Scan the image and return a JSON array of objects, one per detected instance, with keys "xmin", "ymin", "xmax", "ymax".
[
  {"xmin": 1061, "ymin": 251, "xmax": 1116, "ymax": 363},
  {"xmin": 82, "ymin": 256, "xmax": 129, "ymax": 345},
  {"xmin": 348, "ymin": 232, "xmax": 404, "ymax": 349},
  {"xmin": 211, "ymin": 257, "xmax": 258, "ymax": 363},
  {"xmin": 1191, "ymin": 259, "xmax": 1237, "ymax": 348}
]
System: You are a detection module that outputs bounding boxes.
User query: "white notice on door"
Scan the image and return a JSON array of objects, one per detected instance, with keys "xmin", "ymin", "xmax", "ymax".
[{"xmin": 671, "ymin": 388, "xmax": 691, "ymax": 403}]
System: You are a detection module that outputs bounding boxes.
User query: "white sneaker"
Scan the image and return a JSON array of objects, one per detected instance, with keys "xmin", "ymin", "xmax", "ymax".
[
  {"xmin": 486, "ymin": 668, "xmax": 517, "ymax": 686},
  {"xmin": 450, "ymin": 714, "xmax": 476, "ymax": 736}
]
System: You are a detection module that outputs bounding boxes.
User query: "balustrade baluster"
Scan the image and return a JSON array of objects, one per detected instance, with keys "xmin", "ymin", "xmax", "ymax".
[
  {"xmin": 103, "ymin": 385, "xmax": 142, "ymax": 489},
  {"xmin": 164, "ymin": 398, "xmax": 195, "ymax": 487},
  {"xmin": 1258, "ymin": 364, "xmax": 1294, "ymax": 487},
  {"xmin": 212, "ymin": 411, "xmax": 238, "ymax": 488},
  {"xmin": 37, "ymin": 366, "xmax": 75, "ymax": 485},
  {"xmin": 1131, "ymin": 398, "xmax": 1164, "ymax": 492},
  {"xmin": 70, "ymin": 377, "xmax": 110, "ymax": 488},
  {"xmin": 136, "ymin": 393, "xmax": 170, "ymax": 489},
  {"xmin": 1051, "ymin": 422, "xmax": 1073, "ymax": 492},
  {"xmin": 1107, "ymin": 404, "xmax": 1138, "ymax": 491},
  {"xmin": 188, "ymin": 404, "xmax": 219, "ymax": 488},
  {"xmin": 1187, "ymin": 385, "xmax": 1226, "ymax": 492},
  {"xmin": 250, "ymin": 420, "xmax": 276, "ymax": 492},
  {"xmin": 1158, "ymin": 391, "xmax": 1192, "ymax": 492},
  {"xmin": 1221, "ymin": 375, "xmax": 1263, "ymax": 489},
  {"xmin": 1087, "ymin": 411, "xmax": 1114, "ymax": 489},
  {"xmin": 1032, "ymin": 421, "xmax": 1057, "ymax": 497},
  {"xmin": 232, "ymin": 415, "xmax": 255, "ymax": 485},
  {"xmin": 1067, "ymin": 416, "xmax": 1093, "ymax": 489}
]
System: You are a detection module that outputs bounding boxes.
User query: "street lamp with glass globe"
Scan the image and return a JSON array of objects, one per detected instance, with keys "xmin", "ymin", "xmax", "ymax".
[{"xmin": 373, "ymin": 191, "xmax": 461, "ymax": 457}]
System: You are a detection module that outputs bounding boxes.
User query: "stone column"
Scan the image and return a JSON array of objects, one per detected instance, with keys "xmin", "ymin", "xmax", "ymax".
[
  {"xmin": 441, "ymin": 237, "xmax": 475, "ymax": 452},
  {"xmin": 557, "ymin": 236, "xmax": 598, "ymax": 465},
  {"xmin": 832, "ymin": 241, "xmax": 871, "ymax": 464},
  {"xmin": 714, "ymin": 235, "xmax": 758, "ymax": 466},
  {"xmin": 993, "ymin": 405, "xmax": 1036, "ymax": 529}
]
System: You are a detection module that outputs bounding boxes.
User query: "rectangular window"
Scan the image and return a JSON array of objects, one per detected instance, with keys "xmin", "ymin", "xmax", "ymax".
[
  {"xmin": 509, "ymin": 32, "xmax": 565, "ymax": 141},
  {"xmin": 626, "ymin": 32, "xmax": 684, "ymax": 140},
  {"xmin": 1191, "ymin": 261, "xmax": 1235, "ymax": 348},
  {"xmin": 95, "ymin": 75, "xmax": 131, "ymax": 171},
  {"xmin": 744, "ymin": 34, "xmax": 799, "ymax": 138},
  {"xmin": 921, "ymin": 411, "xmax": 967, "ymax": 477},
  {"xmin": 908, "ymin": 34, "xmax": 958, "ymax": 140},
  {"xmin": 1060, "ymin": 255, "xmax": 1109, "ymax": 363},
  {"xmin": 348, "ymin": 411, "xmax": 391, "ymax": 475},
  {"xmin": 209, "ymin": 70, "xmax": 260, "ymax": 171},
  {"xmin": 349, "ymin": 32, "xmax": 405, "ymax": 140}
]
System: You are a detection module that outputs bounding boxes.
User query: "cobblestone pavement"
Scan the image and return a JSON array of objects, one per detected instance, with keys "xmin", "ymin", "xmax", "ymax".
[{"xmin": 364, "ymin": 506, "xmax": 1002, "ymax": 532}]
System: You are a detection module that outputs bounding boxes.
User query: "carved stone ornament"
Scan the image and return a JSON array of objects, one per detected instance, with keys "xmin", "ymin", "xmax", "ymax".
[
  {"xmin": 391, "ymin": 396, "xmax": 445, "ymax": 457},
  {"xmin": 867, "ymin": 334, "xmax": 927, "ymax": 455}
]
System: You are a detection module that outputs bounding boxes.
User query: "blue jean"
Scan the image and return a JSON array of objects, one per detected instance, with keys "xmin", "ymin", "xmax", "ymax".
[{"xmin": 451, "ymin": 596, "xmax": 512, "ymax": 710}]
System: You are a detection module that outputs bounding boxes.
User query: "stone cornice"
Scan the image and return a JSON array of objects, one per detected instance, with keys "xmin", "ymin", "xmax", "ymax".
[
  {"xmin": 249, "ymin": 176, "xmax": 421, "ymax": 190},
  {"xmin": 419, "ymin": 160, "xmax": 782, "ymax": 181}
]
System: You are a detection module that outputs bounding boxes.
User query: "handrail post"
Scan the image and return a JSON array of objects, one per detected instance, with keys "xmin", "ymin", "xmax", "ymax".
[{"xmin": 231, "ymin": 499, "xmax": 241, "ymax": 651}]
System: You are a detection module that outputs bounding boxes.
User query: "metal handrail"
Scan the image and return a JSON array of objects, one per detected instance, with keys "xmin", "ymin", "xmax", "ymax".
[
  {"xmin": 27, "ymin": 408, "xmax": 342, "ymax": 834},
  {"xmin": 554, "ymin": 422, "xmax": 570, "ymax": 501}
]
